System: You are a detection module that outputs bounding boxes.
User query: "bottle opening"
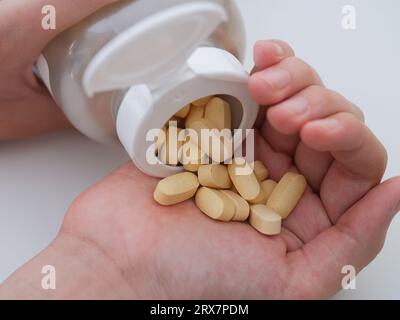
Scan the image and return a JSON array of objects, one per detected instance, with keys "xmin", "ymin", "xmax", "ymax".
[{"xmin": 155, "ymin": 94, "xmax": 245, "ymax": 169}]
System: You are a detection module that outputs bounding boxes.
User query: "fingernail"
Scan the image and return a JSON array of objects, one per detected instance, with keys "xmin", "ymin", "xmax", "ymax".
[
  {"xmin": 260, "ymin": 68, "xmax": 291, "ymax": 91},
  {"xmin": 318, "ymin": 118, "xmax": 340, "ymax": 130},
  {"xmin": 273, "ymin": 43, "xmax": 285, "ymax": 57},
  {"xmin": 280, "ymin": 97, "xmax": 309, "ymax": 116}
]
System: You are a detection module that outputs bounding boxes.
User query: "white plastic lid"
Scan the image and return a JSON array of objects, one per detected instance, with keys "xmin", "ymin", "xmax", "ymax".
[
  {"xmin": 116, "ymin": 47, "xmax": 260, "ymax": 178},
  {"xmin": 83, "ymin": 1, "xmax": 228, "ymax": 96}
]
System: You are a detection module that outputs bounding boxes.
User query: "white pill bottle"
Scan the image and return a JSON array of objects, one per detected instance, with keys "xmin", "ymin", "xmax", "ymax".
[{"xmin": 36, "ymin": 0, "xmax": 259, "ymax": 177}]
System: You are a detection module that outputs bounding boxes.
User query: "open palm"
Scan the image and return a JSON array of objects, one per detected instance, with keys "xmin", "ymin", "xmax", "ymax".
[{"xmin": 60, "ymin": 41, "xmax": 399, "ymax": 299}]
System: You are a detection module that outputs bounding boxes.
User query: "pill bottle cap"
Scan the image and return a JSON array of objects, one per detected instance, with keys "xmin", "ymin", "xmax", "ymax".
[
  {"xmin": 81, "ymin": 1, "xmax": 259, "ymax": 177},
  {"xmin": 82, "ymin": 1, "xmax": 228, "ymax": 96}
]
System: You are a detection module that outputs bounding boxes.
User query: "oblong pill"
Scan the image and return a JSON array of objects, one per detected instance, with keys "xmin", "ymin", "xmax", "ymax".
[
  {"xmin": 188, "ymin": 119, "xmax": 232, "ymax": 163},
  {"xmin": 267, "ymin": 172, "xmax": 307, "ymax": 219},
  {"xmin": 204, "ymin": 97, "xmax": 232, "ymax": 130},
  {"xmin": 192, "ymin": 96, "xmax": 212, "ymax": 107},
  {"xmin": 220, "ymin": 190, "xmax": 250, "ymax": 221},
  {"xmin": 198, "ymin": 164, "xmax": 232, "ymax": 189},
  {"xmin": 195, "ymin": 187, "xmax": 235, "ymax": 222},
  {"xmin": 180, "ymin": 141, "xmax": 207, "ymax": 172},
  {"xmin": 227, "ymin": 158, "xmax": 261, "ymax": 201},
  {"xmin": 184, "ymin": 163, "xmax": 200, "ymax": 173},
  {"xmin": 185, "ymin": 105, "xmax": 205, "ymax": 128},
  {"xmin": 249, "ymin": 188, "xmax": 267, "ymax": 205},
  {"xmin": 249, "ymin": 205, "xmax": 282, "ymax": 236},
  {"xmin": 252, "ymin": 161, "xmax": 269, "ymax": 182},
  {"xmin": 175, "ymin": 104, "xmax": 191, "ymax": 118},
  {"xmin": 154, "ymin": 172, "xmax": 199, "ymax": 206},
  {"xmin": 186, "ymin": 118, "xmax": 213, "ymax": 152},
  {"xmin": 260, "ymin": 180, "xmax": 277, "ymax": 203}
]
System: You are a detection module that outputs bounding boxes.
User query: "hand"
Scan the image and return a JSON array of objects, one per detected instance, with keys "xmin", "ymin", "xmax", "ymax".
[
  {"xmin": 1, "ymin": 40, "xmax": 399, "ymax": 300},
  {"xmin": 0, "ymin": 0, "xmax": 120, "ymax": 140}
]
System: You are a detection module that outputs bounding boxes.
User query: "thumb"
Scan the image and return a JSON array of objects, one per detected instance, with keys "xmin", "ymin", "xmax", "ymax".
[
  {"xmin": 287, "ymin": 177, "xmax": 400, "ymax": 299},
  {"xmin": 336, "ymin": 176, "xmax": 400, "ymax": 259}
]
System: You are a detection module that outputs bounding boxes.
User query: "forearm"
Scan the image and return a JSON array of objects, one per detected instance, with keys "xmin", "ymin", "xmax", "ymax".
[{"xmin": 0, "ymin": 233, "xmax": 133, "ymax": 299}]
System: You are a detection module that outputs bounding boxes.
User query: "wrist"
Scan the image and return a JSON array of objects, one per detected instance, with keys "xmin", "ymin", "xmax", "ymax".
[{"xmin": 0, "ymin": 232, "xmax": 135, "ymax": 299}]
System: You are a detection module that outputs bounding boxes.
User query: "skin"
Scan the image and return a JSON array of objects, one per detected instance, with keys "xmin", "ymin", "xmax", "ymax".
[
  {"xmin": 0, "ymin": 0, "xmax": 121, "ymax": 139},
  {"xmin": 1, "ymin": 2, "xmax": 400, "ymax": 299}
]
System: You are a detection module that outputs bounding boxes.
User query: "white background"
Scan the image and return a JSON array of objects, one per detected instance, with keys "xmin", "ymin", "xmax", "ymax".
[{"xmin": 0, "ymin": 0, "xmax": 399, "ymax": 299}]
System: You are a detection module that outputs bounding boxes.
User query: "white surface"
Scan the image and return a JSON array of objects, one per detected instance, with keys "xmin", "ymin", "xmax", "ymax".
[{"xmin": 1, "ymin": 0, "xmax": 399, "ymax": 299}]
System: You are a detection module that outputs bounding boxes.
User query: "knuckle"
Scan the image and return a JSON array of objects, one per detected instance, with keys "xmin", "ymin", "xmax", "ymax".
[
  {"xmin": 305, "ymin": 86, "xmax": 366, "ymax": 122},
  {"xmin": 329, "ymin": 89, "xmax": 366, "ymax": 121},
  {"xmin": 285, "ymin": 57, "xmax": 321, "ymax": 83},
  {"xmin": 305, "ymin": 85, "xmax": 332, "ymax": 107},
  {"xmin": 270, "ymin": 39, "xmax": 295, "ymax": 56},
  {"xmin": 323, "ymin": 88, "xmax": 342, "ymax": 107},
  {"xmin": 338, "ymin": 111, "xmax": 359, "ymax": 124}
]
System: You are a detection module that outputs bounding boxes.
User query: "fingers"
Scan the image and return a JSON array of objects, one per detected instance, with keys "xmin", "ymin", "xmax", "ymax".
[
  {"xmin": 294, "ymin": 142, "xmax": 333, "ymax": 191},
  {"xmin": 285, "ymin": 177, "xmax": 400, "ymax": 299},
  {"xmin": 254, "ymin": 130, "xmax": 293, "ymax": 181},
  {"xmin": 261, "ymin": 121, "xmax": 299, "ymax": 155},
  {"xmin": 0, "ymin": 0, "xmax": 120, "ymax": 60},
  {"xmin": 301, "ymin": 112, "xmax": 387, "ymax": 180},
  {"xmin": 301, "ymin": 112, "xmax": 388, "ymax": 221},
  {"xmin": 266, "ymin": 85, "xmax": 380, "ymax": 197},
  {"xmin": 266, "ymin": 89, "xmax": 387, "ymax": 222},
  {"xmin": 249, "ymin": 57, "xmax": 323, "ymax": 106},
  {"xmin": 267, "ymin": 85, "xmax": 365, "ymax": 135},
  {"xmin": 250, "ymin": 40, "xmax": 321, "ymax": 156},
  {"xmin": 266, "ymin": 86, "xmax": 366, "ymax": 190},
  {"xmin": 253, "ymin": 40, "xmax": 295, "ymax": 70}
]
